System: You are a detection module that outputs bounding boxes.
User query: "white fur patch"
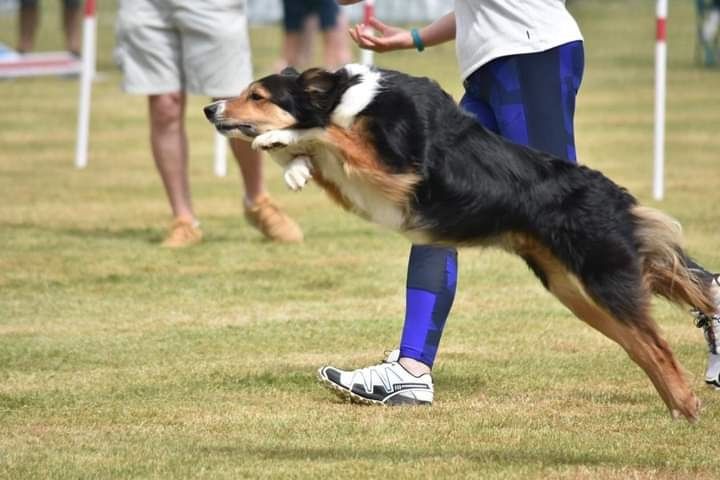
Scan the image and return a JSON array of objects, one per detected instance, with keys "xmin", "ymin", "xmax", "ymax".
[
  {"xmin": 283, "ymin": 156, "xmax": 313, "ymax": 191},
  {"xmin": 207, "ymin": 100, "xmax": 226, "ymax": 118},
  {"xmin": 313, "ymin": 149, "xmax": 406, "ymax": 231},
  {"xmin": 251, "ymin": 128, "xmax": 324, "ymax": 151},
  {"xmin": 331, "ymin": 64, "xmax": 382, "ymax": 129}
]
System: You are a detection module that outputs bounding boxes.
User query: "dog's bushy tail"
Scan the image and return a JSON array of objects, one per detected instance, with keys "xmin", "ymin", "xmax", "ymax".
[{"xmin": 633, "ymin": 206, "xmax": 715, "ymax": 314}]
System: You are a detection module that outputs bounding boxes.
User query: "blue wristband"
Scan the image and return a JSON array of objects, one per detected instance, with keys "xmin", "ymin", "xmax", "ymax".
[{"xmin": 411, "ymin": 28, "xmax": 425, "ymax": 52}]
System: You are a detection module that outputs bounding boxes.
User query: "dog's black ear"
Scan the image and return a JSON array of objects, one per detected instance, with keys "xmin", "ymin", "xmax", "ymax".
[
  {"xmin": 298, "ymin": 68, "xmax": 341, "ymax": 112},
  {"xmin": 280, "ymin": 66, "xmax": 300, "ymax": 78}
]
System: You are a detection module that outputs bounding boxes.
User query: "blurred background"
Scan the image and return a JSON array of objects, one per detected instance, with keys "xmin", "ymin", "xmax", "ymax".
[
  {"xmin": 1, "ymin": 1, "xmax": 720, "ymax": 478},
  {"xmin": 0, "ymin": 0, "xmax": 716, "ymax": 249}
]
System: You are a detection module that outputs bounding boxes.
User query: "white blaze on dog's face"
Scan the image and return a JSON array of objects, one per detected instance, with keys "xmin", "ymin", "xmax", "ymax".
[
  {"xmin": 205, "ymin": 64, "xmax": 383, "ymax": 141},
  {"xmin": 204, "ymin": 82, "xmax": 297, "ymax": 141}
]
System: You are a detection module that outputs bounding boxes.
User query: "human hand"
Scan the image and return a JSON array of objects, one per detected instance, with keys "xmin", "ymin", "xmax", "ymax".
[{"xmin": 349, "ymin": 17, "xmax": 414, "ymax": 53}]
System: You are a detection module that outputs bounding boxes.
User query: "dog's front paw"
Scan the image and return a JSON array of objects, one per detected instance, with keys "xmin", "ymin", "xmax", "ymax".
[
  {"xmin": 251, "ymin": 130, "xmax": 295, "ymax": 151},
  {"xmin": 284, "ymin": 156, "xmax": 313, "ymax": 191}
]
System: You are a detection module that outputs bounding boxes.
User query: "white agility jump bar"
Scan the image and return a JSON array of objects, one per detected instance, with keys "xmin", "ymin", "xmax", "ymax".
[
  {"xmin": 213, "ymin": 130, "xmax": 228, "ymax": 177},
  {"xmin": 74, "ymin": 0, "xmax": 97, "ymax": 169},
  {"xmin": 0, "ymin": 2, "xmax": 95, "ymax": 169},
  {"xmin": 0, "ymin": 51, "xmax": 81, "ymax": 77},
  {"xmin": 68, "ymin": 0, "xmax": 230, "ymax": 176},
  {"xmin": 653, "ymin": 0, "xmax": 668, "ymax": 201}
]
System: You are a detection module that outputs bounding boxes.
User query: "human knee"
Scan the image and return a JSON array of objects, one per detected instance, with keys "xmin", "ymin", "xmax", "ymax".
[{"xmin": 149, "ymin": 93, "xmax": 184, "ymax": 127}]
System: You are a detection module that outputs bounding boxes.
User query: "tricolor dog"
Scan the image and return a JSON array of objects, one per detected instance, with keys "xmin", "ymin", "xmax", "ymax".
[{"xmin": 205, "ymin": 64, "xmax": 717, "ymax": 421}]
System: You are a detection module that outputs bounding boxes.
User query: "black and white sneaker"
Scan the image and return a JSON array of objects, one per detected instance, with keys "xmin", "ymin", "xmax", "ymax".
[
  {"xmin": 692, "ymin": 273, "xmax": 720, "ymax": 390},
  {"xmin": 318, "ymin": 349, "xmax": 433, "ymax": 405},
  {"xmin": 695, "ymin": 310, "xmax": 720, "ymax": 389}
]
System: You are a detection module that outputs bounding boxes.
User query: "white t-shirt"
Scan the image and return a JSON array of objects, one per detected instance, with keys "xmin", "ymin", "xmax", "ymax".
[{"xmin": 454, "ymin": 0, "xmax": 583, "ymax": 80}]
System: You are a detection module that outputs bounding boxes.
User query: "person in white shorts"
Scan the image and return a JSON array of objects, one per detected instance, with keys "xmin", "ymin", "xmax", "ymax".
[{"xmin": 115, "ymin": 0, "xmax": 303, "ymax": 247}]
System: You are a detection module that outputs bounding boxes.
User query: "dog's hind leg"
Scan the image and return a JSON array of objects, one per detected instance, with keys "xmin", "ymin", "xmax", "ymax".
[
  {"xmin": 515, "ymin": 238, "xmax": 700, "ymax": 422},
  {"xmin": 633, "ymin": 206, "xmax": 716, "ymax": 315},
  {"xmin": 554, "ymin": 277, "xmax": 699, "ymax": 422}
]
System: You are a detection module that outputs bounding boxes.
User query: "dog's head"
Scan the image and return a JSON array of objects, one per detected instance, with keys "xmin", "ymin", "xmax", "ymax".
[{"xmin": 204, "ymin": 66, "xmax": 362, "ymax": 140}]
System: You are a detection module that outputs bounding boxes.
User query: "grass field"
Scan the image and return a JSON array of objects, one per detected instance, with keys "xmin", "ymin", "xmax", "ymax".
[{"xmin": 1, "ymin": 0, "xmax": 720, "ymax": 478}]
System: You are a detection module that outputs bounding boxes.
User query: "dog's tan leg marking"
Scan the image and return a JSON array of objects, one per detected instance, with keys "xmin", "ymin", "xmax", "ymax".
[
  {"xmin": 512, "ymin": 235, "xmax": 700, "ymax": 422},
  {"xmin": 323, "ymin": 123, "xmax": 420, "ymax": 206},
  {"xmin": 312, "ymin": 173, "xmax": 354, "ymax": 211},
  {"xmin": 633, "ymin": 206, "xmax": 716, "ymax": 315}
]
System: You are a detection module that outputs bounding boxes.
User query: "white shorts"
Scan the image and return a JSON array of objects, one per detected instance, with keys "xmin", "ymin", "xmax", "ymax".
[{"xmin": 115, "ymin": 0, "xmax": 253, "ymax": 98}]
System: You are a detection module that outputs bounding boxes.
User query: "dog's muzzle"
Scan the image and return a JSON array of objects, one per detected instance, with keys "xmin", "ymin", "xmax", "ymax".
[
  {"xmin": 203, "ymin": 101, "xmax": 223, "ymax": 122},
  {"xmin": 215, "ymin": 122, "xmax": 259, "ymax": 138},
  {"xmin": 203, "ymin": 101, "xmax": 259, "ymax": 138}
]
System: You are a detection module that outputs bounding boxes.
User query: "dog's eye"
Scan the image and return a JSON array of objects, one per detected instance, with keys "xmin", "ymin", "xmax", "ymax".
[{"xmin": 249, "ymin": 92, "xmax": 264, "ymax": 101}]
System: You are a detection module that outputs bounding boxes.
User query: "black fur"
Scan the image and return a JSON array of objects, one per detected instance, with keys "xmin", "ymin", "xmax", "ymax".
[
  {"xmin": 254, "ymin": 67, "xmax": 682, "ymax": 324},
  {"xmin": 336, "ymin": 68, "xmax": 647, "ymax": 322},
  {"xmin": 257, "ymin": 68, "xmax": 361, "ymax": 129},
  {"xmin": 207, "ymin": 65, "xmax": 715, "ymax": 420}
]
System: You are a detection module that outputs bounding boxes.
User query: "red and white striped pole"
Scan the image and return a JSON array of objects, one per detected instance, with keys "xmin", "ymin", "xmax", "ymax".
[
  {"xmin": 653, "ymin": 0, "xmax": 668, "ymax": 200},
  {"xmin": 74, "ymin": 0, "xmax": 97, "ymax": 169},
  {"xmin": 361, "ymin": 0, "xmax": 375, "ymax": 66}
]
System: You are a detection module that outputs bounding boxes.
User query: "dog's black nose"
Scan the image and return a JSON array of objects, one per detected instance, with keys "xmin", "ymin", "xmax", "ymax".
[{"xmin": 204, "ymin": 103, "xmax": 219, "ymax": 121}]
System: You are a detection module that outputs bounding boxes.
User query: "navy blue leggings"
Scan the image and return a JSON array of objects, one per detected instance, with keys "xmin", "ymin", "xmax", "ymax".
[{"xmin": 399, "ymin": 41, "xmax": 585, "ymax": 367}]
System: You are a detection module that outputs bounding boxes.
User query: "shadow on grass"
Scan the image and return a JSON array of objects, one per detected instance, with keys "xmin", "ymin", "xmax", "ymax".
[
  {"xmin": 309, "ymin": 226, "xmax": 390, "ymax": 241},
  {"xmin": 55, "ymin": 225, "xmax": 272, "ymax": 246},
  {"xmin": 3, "ymin": 221, "xmax": 320, "ymax": 247},
  {"xmin": 4, "ymin": 222, "xmax": 159, "ymax": 243},
  {"xmin": 202, "ymin": 369, "xmax": 314, "ymax": 392},
  {"xmin": 26, "ymin": 368, "xmax": 645, "ymax": 407},
  {"xmin": 202, "ymin": 444, "xmax": 642, "ymax": 469}
]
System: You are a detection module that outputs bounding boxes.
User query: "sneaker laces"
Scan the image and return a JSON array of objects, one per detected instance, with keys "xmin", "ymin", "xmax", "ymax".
[
  {"xmin": 693, "ymin": 308, "xmax": 711, "ymax": 328},
  {"xmin": 691, "ymin": 273, "xmax": 720, "ymax": 328},
  {"xmin": 345, "ymin": 361, "xmax": 395, "ymax": 393},
  {"xmin": 357, "ymin": 361, "xmax": 392, "ymax": 377},
  {"xmin": 693, "ymin": 309, "xmax": 720, "ymax": 355},
  {"xmin": 351, "ymin": 351, "xmax": 405, "ymax": 385}
]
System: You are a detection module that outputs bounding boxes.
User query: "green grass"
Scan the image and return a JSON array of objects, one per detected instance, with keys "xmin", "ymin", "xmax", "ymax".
[{"xmin": 1, "ymin": 0, "xmax": 720, "ymax": 478}]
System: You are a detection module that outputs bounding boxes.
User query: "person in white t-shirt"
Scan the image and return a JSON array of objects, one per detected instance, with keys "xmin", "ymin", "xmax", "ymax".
[{"xmin": 317, "ymin": 0, "xmax": 720, "ymax": 405}]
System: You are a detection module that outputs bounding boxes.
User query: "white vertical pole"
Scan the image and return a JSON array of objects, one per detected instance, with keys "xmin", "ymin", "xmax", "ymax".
[
  {"xmin": 653, "ymin": 0, "xmax": 668, "ymax": 201},
  {"xmin": 74, "ymin": 0, "xmax": 96, "ymax": 169},
  {"xmin": 361, "ymin": 0, "xmax": 375, "ymax": 66},
  {"xmin": 213, "ymin": 131, "xmax": 228, "ymax": 177}
]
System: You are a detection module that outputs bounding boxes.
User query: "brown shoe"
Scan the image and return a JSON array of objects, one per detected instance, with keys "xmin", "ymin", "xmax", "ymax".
[
  {"xmin": 244, "ymin": 194, "xmax": 303, "ymax": 243},
  {"xmin": 161, "ymin": 218, "xmax": 203, "ymax": 248}
]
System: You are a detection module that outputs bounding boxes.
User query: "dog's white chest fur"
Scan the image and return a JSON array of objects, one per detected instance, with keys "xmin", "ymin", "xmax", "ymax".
[
  {"xmin": 255, "ymin": 136, "xmax": 408, "ymax": 233},
  {"xmin": 312, "ymin": 149, "xmax": 406, "ymax": 231}
]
